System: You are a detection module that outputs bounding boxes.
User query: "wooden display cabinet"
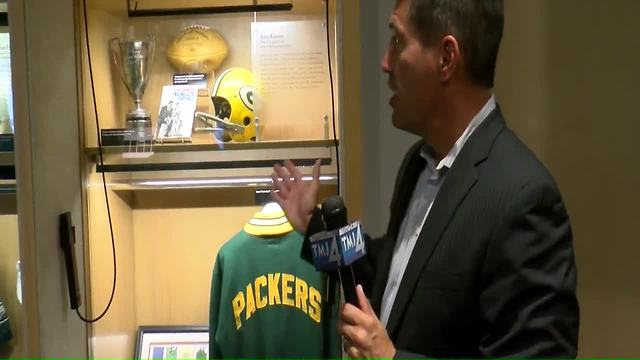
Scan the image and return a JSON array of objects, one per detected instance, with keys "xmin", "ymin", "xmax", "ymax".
[{"xmin": 78, "ymin": 0, "xmax": 359, "ymax": 357}]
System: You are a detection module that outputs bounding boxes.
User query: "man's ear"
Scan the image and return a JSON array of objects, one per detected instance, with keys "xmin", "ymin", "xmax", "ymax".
[{"xmin": 439, "ymin": 35, "xmax": 460, "ymax": 82}]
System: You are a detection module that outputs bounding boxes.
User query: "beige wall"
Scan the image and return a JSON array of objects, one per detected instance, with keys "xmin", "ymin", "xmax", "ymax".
[
  {"xmin": 86, "ymin": 172, "xmax": 137, "ymax": 358},
  {"xmin": 496, "ymin": 0, "xmax": 640, "ymax": 356},
  {"xmin": 0, "ymin": 215, "xmax": 24, "ymax": 357},
  {"xmin": 132, "ymin": 206, "xmax": 258, "ymax": 327}
]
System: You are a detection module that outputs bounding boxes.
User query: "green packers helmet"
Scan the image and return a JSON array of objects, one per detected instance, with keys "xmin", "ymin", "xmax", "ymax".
[{"xmin": 211, "ymin": 68, "xmax": 257, "ymax": 142}]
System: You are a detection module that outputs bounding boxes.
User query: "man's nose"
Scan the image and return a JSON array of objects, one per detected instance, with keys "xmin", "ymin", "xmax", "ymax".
[{"xmin": 381, "ymin": 47, "xmax": 391, "ymax": 74}]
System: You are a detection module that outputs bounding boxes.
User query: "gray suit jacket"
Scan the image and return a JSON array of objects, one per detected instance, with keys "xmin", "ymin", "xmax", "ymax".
[{"xmin": 357, "ymin": 107, "xmax": 579, "ymax": 357}]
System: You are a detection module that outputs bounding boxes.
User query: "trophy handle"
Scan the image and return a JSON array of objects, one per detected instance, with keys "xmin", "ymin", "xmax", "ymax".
[
  {"xmin": 146, "ymin": 34, "xmax": 156, "ymax": 76},
  {"xmin": 139, "ymin": 35, "xmax": 155, "ymax": 106},
  {"xmin": 109, "ymin": 38, "xmax": 127, "ymax": 87}
]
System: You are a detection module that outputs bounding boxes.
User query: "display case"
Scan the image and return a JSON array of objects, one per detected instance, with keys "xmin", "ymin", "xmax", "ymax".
[{"xmin": 78, "ymin": 0, "xmax": 359, "ymax": 357}]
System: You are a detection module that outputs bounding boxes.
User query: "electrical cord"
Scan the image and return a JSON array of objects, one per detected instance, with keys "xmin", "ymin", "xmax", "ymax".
[
  {"xmin": 323, "ymin": 2, "xmax": 343, "ymax": 358},
  {"xmin": 324, "ymin": 0, "xmax": 340, "ymax": 195},
  {"xmin": 76, "ymin": 0, "xmax": 117, "ymax": 323}
]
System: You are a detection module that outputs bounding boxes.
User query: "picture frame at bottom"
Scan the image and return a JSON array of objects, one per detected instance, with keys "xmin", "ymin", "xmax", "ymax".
[{"xmin": 135, "ymin": 325, "xmax": 209, "ymax": 360}]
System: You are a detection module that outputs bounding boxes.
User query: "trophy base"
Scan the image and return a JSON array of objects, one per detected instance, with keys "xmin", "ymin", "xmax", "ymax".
[
  {"xmin": 126, "ymin": 115, "xmax": 153, "ymax": 142},
  {"xmin": 123, "ymin": 115, "xmax": 154, "ymax": 157}
]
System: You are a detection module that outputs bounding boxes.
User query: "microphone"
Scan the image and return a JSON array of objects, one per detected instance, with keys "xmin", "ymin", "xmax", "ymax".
[{"xmin": 309, "ymin": 196, "xmax": 366, "ymax": 306}]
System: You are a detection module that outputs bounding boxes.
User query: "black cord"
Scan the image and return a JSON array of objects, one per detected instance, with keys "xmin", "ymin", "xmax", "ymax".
[
  {"xmin": 76, "ymin": 0, "xmax": 118, "ymax": 323},
  {"xmin": 324, "ymin": 0, "xmax": 340, "ymax": 195},
  {"xmin": 324, "ymin": 3, "xmax": 342, "ymax": 357}
]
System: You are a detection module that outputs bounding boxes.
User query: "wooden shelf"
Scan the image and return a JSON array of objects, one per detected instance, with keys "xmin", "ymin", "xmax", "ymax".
[
  {"xmin": 95, "ymin": 157, "xmax": 331, "ymax": 173},
  {"xmin": 85, "ymin": 139, "xmax": 339, "ymax": 190},
  {"xmin": 87, "ymin": 139, "xmax": 337, "ymax": 172},
  {"xmin": 113, "ymin": 183, "xmax": 338, "ymax": 209},
  {"xmin": 87, "ymin": 139, "xmax": 337, "ymax": 156},
  {"xmin": 0, "ymin": 179, "xmax": 15, "ymax": 189}
]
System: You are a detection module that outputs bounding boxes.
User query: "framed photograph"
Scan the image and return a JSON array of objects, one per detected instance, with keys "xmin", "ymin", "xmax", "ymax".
[{"xmin": 135, "ymin": 325, "xmax": 209, "ymax": 360}]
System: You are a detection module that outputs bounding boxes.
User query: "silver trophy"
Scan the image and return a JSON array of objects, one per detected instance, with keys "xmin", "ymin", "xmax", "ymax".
[{"xmin": 109, "ymin": 35, "xmax": 155, "ymax": 141}]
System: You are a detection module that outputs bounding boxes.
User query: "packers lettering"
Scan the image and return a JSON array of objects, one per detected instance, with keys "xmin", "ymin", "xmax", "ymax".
[{"xmin": 232, "ymin": 272, "xmax": 322, "ymax": 330}]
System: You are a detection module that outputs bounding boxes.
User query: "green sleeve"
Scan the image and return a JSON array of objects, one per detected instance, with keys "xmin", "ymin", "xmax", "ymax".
[{"xmin": 209, "ymin": 253, "xmax": 223, "ymax": 359}]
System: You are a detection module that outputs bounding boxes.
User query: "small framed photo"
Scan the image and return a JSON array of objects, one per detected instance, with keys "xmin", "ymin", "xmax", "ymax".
[
  {"xmin": 155, "ymin": 85, "xmax": 199, "ymax": 142},
  {"xmin": 135, "ymin": 325, "xmax": 209, "ymax": 360}
]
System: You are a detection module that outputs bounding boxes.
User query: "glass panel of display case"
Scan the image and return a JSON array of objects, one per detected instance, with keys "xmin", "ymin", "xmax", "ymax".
[{"xmin": 0, "ymin": 2, "xmax": 25, "ymax": 356}]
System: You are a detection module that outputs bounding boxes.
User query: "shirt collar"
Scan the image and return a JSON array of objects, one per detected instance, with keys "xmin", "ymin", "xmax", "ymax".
[{"xmin": 420, "ymin": 94, "xmax": 496, "ymax": 172}]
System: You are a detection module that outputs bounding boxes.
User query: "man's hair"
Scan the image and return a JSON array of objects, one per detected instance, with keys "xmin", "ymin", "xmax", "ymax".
[{"xmin": 409, "ymin": 0, "xmax": 503, "ymax": 87}]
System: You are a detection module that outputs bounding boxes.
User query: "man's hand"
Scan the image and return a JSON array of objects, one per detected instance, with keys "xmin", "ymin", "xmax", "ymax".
[
  {"xmin": 339, "ymin": 285, "xmax": 396, "ymax": 359},
  {"xmin": 271, "ymin": 159, "xmax": 321, "ymax": 234}
]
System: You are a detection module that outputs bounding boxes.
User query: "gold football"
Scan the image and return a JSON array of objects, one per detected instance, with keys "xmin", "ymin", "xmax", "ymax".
[{"xmin": 166, "ymin": 25, "xmax": 229, "ymax": 74}]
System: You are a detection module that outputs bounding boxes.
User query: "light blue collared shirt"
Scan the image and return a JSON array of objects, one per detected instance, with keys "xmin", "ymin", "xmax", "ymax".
[{"xmin": 379, "ymin": 95, "xmax": 496, "ymax": 326}]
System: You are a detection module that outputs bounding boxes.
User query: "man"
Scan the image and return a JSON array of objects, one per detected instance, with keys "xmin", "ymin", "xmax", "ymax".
[
  {"xmin": 157, "ymin": 100, "xmax": 181, "ymax": 138},
  {"xmin": 272, "ymin": 0, "xmax": 579, "ymax": 357},
  {"xmin": 156, "ymin": 100, "xmax": 174, "ymax": 138}
]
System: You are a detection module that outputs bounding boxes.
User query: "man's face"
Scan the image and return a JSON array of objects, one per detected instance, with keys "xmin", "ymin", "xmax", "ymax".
[{"xmin": 381, "ymin": 0, "xmax": 440, "ymax": 136}]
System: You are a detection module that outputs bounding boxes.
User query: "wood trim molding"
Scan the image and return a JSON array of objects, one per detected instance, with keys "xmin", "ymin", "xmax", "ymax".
[{"xmin": 9, "ymin": 0, "xmax": 40, "ymax": 356}]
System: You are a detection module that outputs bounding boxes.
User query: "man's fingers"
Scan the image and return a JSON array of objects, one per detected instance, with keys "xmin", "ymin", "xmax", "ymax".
[
  {"xmin": 285, "ymin": 160, "xmax": 302, "ymax": 182},
  {"xmin": 270, "ymin": 186, "xmax": 284, "ymax": 204},
  {"xmin": 271, "ymin": 172, "xmax": 289, "ymax": 198},
  {"xmin": 340, "ymin": 303, "xmax": 367, "ymax": 326},
  {"xmin": 273, "ymin": 163, "xmax": 293, "ymax": 190},
  {"xmin": 356, "ymin": 284, "xmax": 375, "ymax": 316},
  {"xmin": 339, "ymin": 322, "xmax": 362, "ymax": 346},
  {"xmin": 343, "ymin": 341, "xmax": 361, "ymax": 359},
  {"xmin": 310, "ymin": 159, "xmax": 321, "ymax": 190},
  {"xmin": 340, "ymin": 322, "xmax": 370, "ymax": 355}
]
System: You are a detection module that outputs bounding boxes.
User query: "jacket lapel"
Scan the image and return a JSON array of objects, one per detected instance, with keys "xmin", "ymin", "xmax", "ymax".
[{"xmin": 385, "ymin": 109, "xmax": 506, "ymax": 337}]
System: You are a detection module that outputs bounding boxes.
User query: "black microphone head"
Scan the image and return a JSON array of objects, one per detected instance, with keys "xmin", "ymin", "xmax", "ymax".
[{"xmin": 321, "ymin": 195, "xmax": 348, "ymax": 231}]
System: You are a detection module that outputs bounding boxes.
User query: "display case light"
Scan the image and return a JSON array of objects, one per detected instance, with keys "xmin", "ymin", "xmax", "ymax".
[{"xmin": 134, "ymin": 175, "xmax": 336, "ymax": 188}]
